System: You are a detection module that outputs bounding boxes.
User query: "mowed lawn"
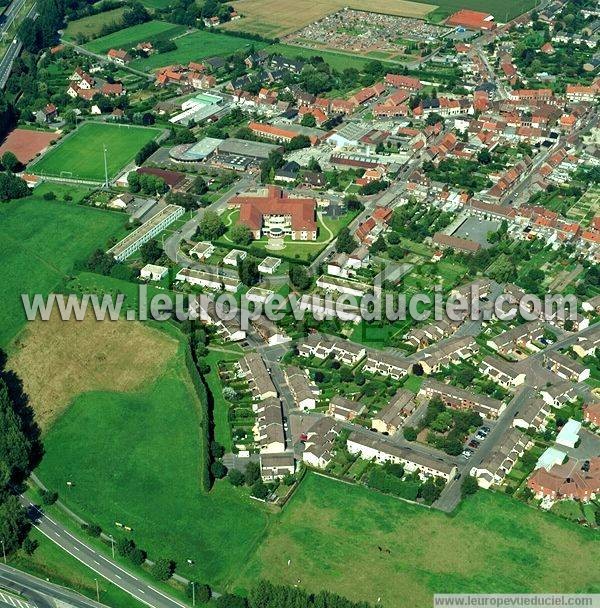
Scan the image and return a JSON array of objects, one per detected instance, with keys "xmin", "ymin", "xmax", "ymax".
[
  {"xmin": 130, "ymin": 30, "xmax": 266, "ymax": 71},
  {"xmin": 83, "ymin": 20, "xmax": 186, "ymax": 54},
  {"xmin": 234, "ymin": 473, "xmax": 600, "ymax": 604},
  {"xmin": 0, "ymin": 193, "xmax": 126, "ymax": 348},
  {"xmin": 35, "ymin": 347, "xmax": 270, "ymax": 587},
  {"xmin": 30, "ymin": 123, "xmax": 161, "ymax": 181}
]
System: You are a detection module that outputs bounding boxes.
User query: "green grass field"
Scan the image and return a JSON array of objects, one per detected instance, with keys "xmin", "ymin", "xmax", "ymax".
[
  {"xmin": 62, "ymin": 7, "xmax": 127, "ymax": 41},
  {"xmin": 35, "ymin": 345, "xmax": 270, "ymax": 588},
  {"xmin": 30, "ymin": 123, "xmax": 161, "ymax": 181},
  {"xmin": 129, "ymin": 29, "xmax": 266, "ymax": 71},
  {"xmin": 234, "ymin": 473, "xmax": 600, "ymax": 604},
  {"xmin": 418, "ymin": 0, "xmax": 536, "ymax": 21},
  {"xmin": 83, "ymin": 20, "xmax": 186, "ymax": 54},
  {"xmin": 0, "ymin": 193, "xmax": 126, "ymax": 349},
  {"xmin": 265, "ymin": 43, "xmax": 392, "ymax": 71},
  {"xmin": 10, "ymin": 529, "xmax": 146, "ymax": 608}
]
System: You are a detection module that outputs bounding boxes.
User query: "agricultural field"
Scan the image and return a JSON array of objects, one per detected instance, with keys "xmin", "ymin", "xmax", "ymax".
[
  {"xmin": 234, "ymin": 473, "xmax": 600, "ymax": 604},
  {"xmin": 9, "ymin": 313, "xmax": 177, "ymax": 430},
  {"xmin": 0, "ymin": 192, "xmax": 126, "ymax": 348},
  {"xmin": 83, "ymin": 20, "xmax": 186, "ymax": 54},
  {"xmin": 129, "ymin": 29, "xmax": 266, "ymax": 72},
  {"xmin": 35, "ymin": 344, "xmax": 270, "ymax": 588},
  {"xmin": 222, "ymin": 0, "xmax": 434, "ymax": 38},
  {"xmin": 566, "ymin": 186, "xmax": 600, "ymax": 227},
  {"xmin": 62, "ymin": 7, "xmax": 127, "ymax": 41},
  {"xmin": 30, "ymin": 123, "xmax": 161, "ymax": 181}
]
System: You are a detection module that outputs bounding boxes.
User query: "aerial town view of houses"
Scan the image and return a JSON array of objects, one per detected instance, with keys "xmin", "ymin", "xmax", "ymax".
[{"xmin": 0, "ymin": 0, "xmax": 599, "ymax": 606}]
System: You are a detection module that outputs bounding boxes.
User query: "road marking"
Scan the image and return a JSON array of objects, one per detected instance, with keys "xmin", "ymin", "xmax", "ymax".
[
  {"xmin": 138, "ymin": 589, "xmax": 145, "ymax": 594},
  {"xmin": 114, "ymin": 574, "xmax": 122, "ymax": 580}
]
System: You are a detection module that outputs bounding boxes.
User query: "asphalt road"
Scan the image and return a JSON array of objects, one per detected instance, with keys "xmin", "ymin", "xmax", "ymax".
[
  {"xmin": 0, "ymin": 0, "xmax": 28, "ymax": 34},
  {"xmin": 0, "ymin": 565, "xmax": 103, "ymax": 608},
  {"xmin": 20, "ymin": 499, "xmax": 189, "ymax": 608}
]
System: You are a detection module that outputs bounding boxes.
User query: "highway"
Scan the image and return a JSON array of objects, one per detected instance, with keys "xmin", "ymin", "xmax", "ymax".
[
  {"xmin": 0, "ymin": 1, "xmax": 36, "ymax": 89},
  {"xmin": 19, "ymin": 498, "xmax": 189, "ymax": 608},
  {"xmin": 0, "ymin": 0, "xmax": 27, "ymax": 34}
]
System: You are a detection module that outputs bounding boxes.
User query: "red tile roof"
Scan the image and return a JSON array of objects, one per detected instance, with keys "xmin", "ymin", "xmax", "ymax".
[{"xmin": 230, "ymin": 186, "xmax": 316, "ymax": 232}]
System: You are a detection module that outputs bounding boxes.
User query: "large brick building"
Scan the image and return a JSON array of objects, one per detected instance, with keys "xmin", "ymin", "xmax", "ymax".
[{"xmin": 229, "ymin": 186, "xmax": 318, "ymax": 241}]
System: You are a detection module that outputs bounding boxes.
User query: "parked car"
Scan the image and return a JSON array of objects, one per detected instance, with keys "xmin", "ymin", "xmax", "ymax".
[
  {"xmin": 468, "ymin": 440, "xmax": 480, "ymax": 449},
  {"xmin": 461, "ymin": 449, "xmax": 473, "ymax": 458}
]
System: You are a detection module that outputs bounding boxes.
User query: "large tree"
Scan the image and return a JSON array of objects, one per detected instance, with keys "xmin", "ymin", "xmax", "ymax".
[
  {"xmin": 196, "ymin": 210, "xmax": 225, "ymax": 241},
  {"xmin": 0, "ymin": 379, "xmax": 31, "ymax": 479}
]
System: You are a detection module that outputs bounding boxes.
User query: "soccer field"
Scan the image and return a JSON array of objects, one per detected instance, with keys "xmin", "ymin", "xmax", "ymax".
[{"xmin": 30, "ymin": 123, "xmax": 161, "ymax": 181}]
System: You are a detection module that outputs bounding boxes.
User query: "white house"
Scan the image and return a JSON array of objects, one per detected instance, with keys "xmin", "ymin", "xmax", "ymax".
[{"xmin": 140, "ymin": 264, "xmax": 168, "ymax": 281}]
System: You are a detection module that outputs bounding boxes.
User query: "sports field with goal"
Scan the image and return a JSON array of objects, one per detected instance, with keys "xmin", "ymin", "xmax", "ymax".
[{"xmin": 30, "ymin": 123, "xmax": 162, "ymax": 181}]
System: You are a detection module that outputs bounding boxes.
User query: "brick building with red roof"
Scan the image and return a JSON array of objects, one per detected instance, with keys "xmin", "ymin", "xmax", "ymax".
[{"xmin": 229, "ymin": 186, "xmax": 317, "ymax": 241}]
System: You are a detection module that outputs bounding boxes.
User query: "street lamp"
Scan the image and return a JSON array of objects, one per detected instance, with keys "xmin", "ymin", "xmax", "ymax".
[
  {"xmin": 191, "ymin": 581, "xmax": 196, "ymax": 607},
  {"xmin": 1, "ymin": 539, "xmax": 6, "ymax": 564},
  {"xmin": 109, "ymin": 534, "xmax": 115, "ymax": 559},
  {"xmin": 94, "ymin": 578, "xmax": 100, "ymax": 602}
]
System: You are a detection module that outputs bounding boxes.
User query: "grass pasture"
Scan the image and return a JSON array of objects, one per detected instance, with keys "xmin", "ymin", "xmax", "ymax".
[
  {"xmin": 30, "ymin": 123, "xmax": 161, "ymax": 181},
  {"xmin": 223, "ymin": 0, "xmax": 434, "ymax": 37},
  {"xmin": 35, "ymin": 345, "xmax": 270, "ymax": 588},
  {"xmin": 235, "ymin": 473, "xmax": 600, "ymax": 604},
  {"xmin": 129, "ymin": 29, "xmax": 266, "ymax": 71},
  {"xmin": 83, "ymin": 20, "xmax": 186, "ymax": 54},
  {"xmin": 62, "ymin": 7, "xmax": 127, "ymax": 41},
  {"xmin": 0, "ymin": 194, "xmax": 126, "ymax": 348},
  {"xmin": 9, "ymin": 313, "xmax": 177, "ymax": 431},
  {"xmin": 417, "ymin": 0, "xmax": 537, "ymax": 21}
]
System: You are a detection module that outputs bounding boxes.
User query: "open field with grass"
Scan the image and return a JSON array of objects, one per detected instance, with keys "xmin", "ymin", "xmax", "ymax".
[
  {"xmin": 129, "ymin": 29, "xmax": 266, "ymax": 71},
  {"xmin": 9, "ymin": 313, "xmax": 177, "ymax": 431},
  {"xmin": 223, "ymin": 0, "xmax": 434, "ymax": 38},
  {"xmin": 0, "ymin": 194, "xmax": 126, "ymax": 349},
  {"xmin": 30, "ymin": 123, "xmax": 161, "ymax": 181},
  {"xmin": 234, "ymin": 473, "xmax": 600, "ymax": 603},
  {"xmin": 9, "ymin": 529, "xmax": 146, "ymax": 608},
  {"xmin": 62, "ymin": 7, "xmax": 127, "ymax": 41},
  {"xmin": 417, "ymin": 0, "xmax": 537, "ymax": 21},
  {"xmin": 264, "ymin": 43, "xmax": 394, "ymax": 71},
  {"xmin": 35, "ymin": 344, "xmax": 270, "ymax": 587},
  {"xmin": 83, "ymin": 20, "xmax": 186, "ymax": 53}
]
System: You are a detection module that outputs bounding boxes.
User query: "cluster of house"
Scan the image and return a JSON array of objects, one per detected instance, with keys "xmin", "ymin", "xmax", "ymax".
[
  {"xmin": 154, "ymin": 62, "xmax": 217, "ymax": 89},
  {"xmin": 236, "ymin": 353, "xmax": 295, "ymax": 482},
  {"xmin": 67, "ymin": 67, "xmax": 125, "ymax": 102}
]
